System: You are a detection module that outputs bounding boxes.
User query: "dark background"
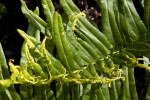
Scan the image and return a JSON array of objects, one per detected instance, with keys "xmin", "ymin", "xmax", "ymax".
[{"xmin": 0, "ymin": 0, "xmax": 147, "ymax": 99}]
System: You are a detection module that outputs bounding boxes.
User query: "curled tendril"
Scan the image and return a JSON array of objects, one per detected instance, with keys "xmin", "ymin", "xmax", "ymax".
[
  {"xmin": 8, "ymin": 58, "xmax": 52, "ymax": 85},
  {"xmin": 9, "ymin": 59, "xmax": 39, "ymax": 84},
  {"xmin": 68, "ymin": 12, "xmax": 86, "ymax": 39},
  {"xmin": 71, "ymin": 12, "xmax": 86, "ymax": 32},
  {"xmin": 2, "ymin": 57, "xmax": 125, "ymax": 86},
  {"xmin": 137, "ymin": 63, "xmax": 150, "ymax": 71},
  {"xmin": 135, "ymin": 58, "xmax": 150, "ymax": 71},
  {"xmin": 129, "ymin": 58, "xmax": 150, "ymax": 71},
  {"xmin": 61, "ymin": 75, "xmax": 124, "ymax": 86},
  {"xmin": 41, "ymin": 36, "xmax": 66, "ymax": 80}
]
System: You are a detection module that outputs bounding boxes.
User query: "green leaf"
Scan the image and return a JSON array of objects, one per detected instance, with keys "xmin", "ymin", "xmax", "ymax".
[
  {"xmin": 53, "ymin": 12, "xmax": 79, "ymax": 75},
  {"xmin": 0, "ymin": 43, "xmax": 21, "ymax": 100},
  {"xmin": 41, "ymin": 0, "xmax": 55, "ymax": 33},
  {"xmin": 143, "ymin": 0, "xmax": 150, "ymax": 35},
  {"xmin": 122, "ymin": 66, "xmax": 131, "ymax": 100},
  {"xmin": 125, "ymin": 42, "xmax": 150, "ymax": 57},
  {"xmin": 59, "ymin": 0, "xmax": 112, "ymax": 52},
  {"xmin": 21, "ymin": 0, "xmax": 50, "ymax": 36}
]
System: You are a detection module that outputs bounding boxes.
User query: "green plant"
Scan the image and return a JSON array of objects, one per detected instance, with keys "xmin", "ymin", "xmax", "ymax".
[
  {"xmin": 0, "ymin": 0, "xmax": 150, "ymax": 100},
  {"xmin": 0, "ymin": 3, "xmax": 7, "ymax": 19}
]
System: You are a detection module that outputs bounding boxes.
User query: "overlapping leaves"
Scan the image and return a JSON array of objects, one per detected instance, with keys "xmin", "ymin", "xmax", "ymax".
[
  {"xmin": 0, "ymin": 0, "xmax": 150, "ymax": 99},
  {"xmin": 0, "ymin": 0, "xmax": 149, "ymax": 88}
]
